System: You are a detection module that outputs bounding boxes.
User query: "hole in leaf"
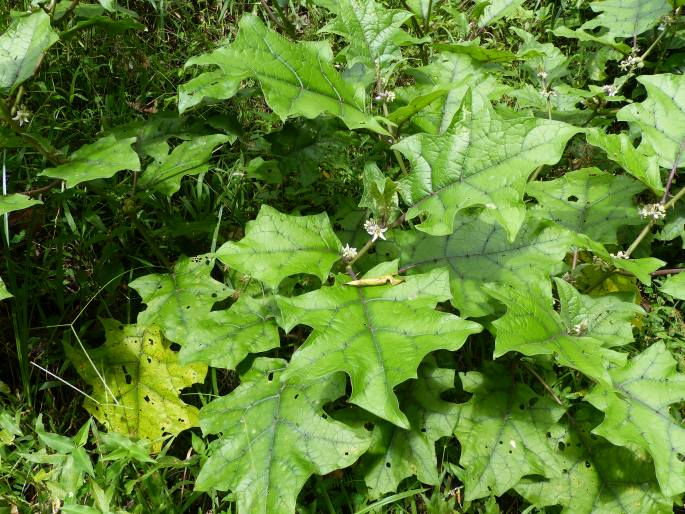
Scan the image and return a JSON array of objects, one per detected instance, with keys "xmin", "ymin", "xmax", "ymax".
[
  {"xmin": 322, "ymin": 414, "xmax": 328, "ymax": 419},
  {"xmin": 125, "ymin": 374, "xmax": 132, "ymax": 385},
  {"xmin": 294, "ymin": 394, "xmax": 299, "ymax": 399},
  {"xmin": 364, "ymin": 422, "xmax": 374, "ymax": 431},
  {"xmin": 385, "ymin": 462, "xmax": 391, "ymax": 468},
  {"xmin": 144, "ymin": 395, "xmax": 150, "ymax": 402},
  {"xmin": 267, "ymin": 372, "xmax": 274, "ymax": 381},
  {"xmin": 344, "ymin": 451, "xmax": 349, "ymax": 456},
  {"xmin": 421, "ymin": 428, "xmax": 426, "ymax": 433},
  {"xmin": 147, "ymin": 357, "xmax": 152, "ymax": 364},
  {"xmin": 585, "ymin": 460, "xmax": 591, "ymax": 468},
  {"xmin": 558, "ymin": 441, "xmax": 566, "ymax": 451},
  {"xmin": 212, "ymin": 293, "xmax": 217, "ymax": 298},
  {"xmin": 562, "ymin": 468, "xmax": 568, "ymax": 474},
  {"xmin": 568, "ymin": 195, "xmax": 579, "ymax": 202},
  {"xmin": 170, "ymin": 343, "xmax": 181, "ymax": 352},
  {"xmin": 546, "ymin": 432, "xmax": 551, "ymax": 438}
]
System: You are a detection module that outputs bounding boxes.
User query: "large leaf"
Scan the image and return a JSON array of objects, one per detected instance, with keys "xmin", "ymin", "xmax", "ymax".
[
  {"xmin": 389, "ymin": 211, "xmax": 572, "ymax": 318},
  {"xmin": 581, "ymin": 0, "xmax": 671, "ymax": 38},
  {"xmin": 137, "ymin": 134, "xmax": 230, "ymax": 195},
  {"xmin": 488, "ymin": 284, "xmax": 627, "ymax": 384},
  {"xmin": 216, "ymin": 205, "xmax": 342, "ymax": 289},
  {"xmin": 0, "ymin": 193, "xmax": 42, "ymax": 217},
  {"xmin": 361, "ymin": 359, "xmax": 461, "ymax": 496},
  {"xmin": 660, "ymin": 272, "xmax": 685, "ymax": 300},
  {"xmin": 554, "ymin": 278, "xmax": 644, "ymax": 347},
  {"xmin": 129, "ymin": 255, "xmax": 233, "ymax": 343},
  {"xmin": 394, "ymin": 90, "xmax": 580, "ymax": 239},
  {"xmin": 178, "ymin": 70, "xmax": 241, "ymax": 114},
  {"xmin": 454, "ymin": 363, "xmax": 564, "ymax": 501},
  {"xmin": 516, "ymin": 407, "xmax": 672, "ymax": 514},
  {"xmin": 617, "ymin": 74, "xmax": 685, "ymax": 170},
  {"xmin": 585, "ymin": 342, "xmax": 685, "ymax": 496},
  {"xmin": 278, "ymin": 263, "xmax": 482, "ymax": 428},
  {"xmin": 184, "ymin": 14, "xmax": 386, "ymax": 133},
  {"xmin": 526, "ymin": 168, "xmax": 646, "ymax": 245},
  {"xmin": 320, "ymin": 0, "xmax": 416, "ymax": 84},
  {"xmin": 586, "ymin": 131, "xmax": 663, "ymax": 194},
  {"xmin": 39, "ymin": 135, "xmax": 141, "ymax": 188},
  {"xmin": 174, "ymin": 295, "xmax": 280, "ymax": 368},
  {"xmin": 0, "ymin": 11, "xmax": 59, "ymax": 93},
  {"xmin": 195, "ymin": 358, "xmax": 371, "ymax": 514},
  {"xmin": 65, "ymin": 320, "xmax": 206, "ymax": 452}
]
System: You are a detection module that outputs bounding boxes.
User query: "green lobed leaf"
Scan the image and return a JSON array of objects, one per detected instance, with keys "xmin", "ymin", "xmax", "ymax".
[
  {"xmin": 174, "ymin": 295, "xmax": 280, "ymax": 368},
  {"xmin": 659, "ymin": 272, "xmax": 685, "ymax": 300},
  {"xmin": 554, "ymin": 278, "xmax": 644, "ymax": 347},
  {"xmin": 586, "ymin": 131, "xmax": 663, "ymax": 194},
  {"xmin": 516, "ymin": 407, "xmax": 673, "ymax": 514},
  {"xmin": 388, "ymin": 210, "xmax": 573, "ymax": 318},
  {"xmin": 585, "ymin": 342, "xmax": 685, "ymax": 496},
  {"xmin": 394, "ymin": 90, "xmax": 580, "ymax": 239},
  {"xmin": 129, "ymin": 255, "xmax": 233, "ymax": 344},
  {"xmin": 65, "ymin": 320, "xmax": 206, "ymax": 452},
  {"xmin": 216, "ymin": 205, "xmax": 343, "ymax": 289},
  {"xmin": 361, "ymin": 359, "xmax": 461, "ymax": 497},
  {"xmin": 278, "ymin": 263, "xmax": 482, "ymax": 428},
  {"xmin": 138, "ymin": 134, "xmax": 230, "ymax": 195},
  {"xmin": 358, "ymin": 163, "xmax": 400, "ymax": 224},
  {"xmin": 0, "ymin": 193, "xmax": 42, "ymax": 217},
  {"xmin": 0, "ymin": 11, "xmax": 59, "ymax": 93},
  {"xmin": 454, "ymin": 363, "xmax": 565, "ymax": 501},
  {"xmin": 526, "ymin": 168, "xmax": 646, "ymax": 245},
  {"xmin": 184, "ymin": 14, "xmax": 387, "ymax": 133},
  {"xmin": 178, "ymin": 70, "xmax": 241, "ymax": 114},
  {"xmin": 196, "ymin": 358, "xmax": 371, "ymax": 514},
  {"xmin": 488, "ymin": 284, "xmax": 627, "ymax": 384},
  {"xmin": 580, "ymin": 0, "xmax": 672, "ymax": 38},
  {"xmin": 320, "ymin": 0, "xmax": 417, "ymax": 85},
  {"xmin": 0, "ymin": 277, "xmax": 12, "ymax": 301},
  {"xmin": 617, "ymin": 73, "xmax": 685, "ymax": 170},
  {"xmin": 39, "ymin": 135, "xmax": 141, "ymax": 188}
]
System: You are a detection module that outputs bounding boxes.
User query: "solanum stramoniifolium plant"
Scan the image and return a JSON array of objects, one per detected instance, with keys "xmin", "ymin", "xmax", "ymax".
[{"xmin": 1, "ymin": 0, "xmax": 685, "ymax": 512}]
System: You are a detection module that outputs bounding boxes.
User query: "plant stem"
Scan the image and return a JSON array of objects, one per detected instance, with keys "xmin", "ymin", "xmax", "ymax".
[
  {"xmin": 344, "ymin": 213, "xmax": 406, "ymax": 276},
  {"xmin": 660, "ymin": 137, "xmax": 685, "ymax": 204},
  {"xmin": 625, "ymin": 184, "xmax": 685, "ymax": 257},
  {"xmin": 651, "ymin": 268, "xmax": 685, "ymax": 276}
]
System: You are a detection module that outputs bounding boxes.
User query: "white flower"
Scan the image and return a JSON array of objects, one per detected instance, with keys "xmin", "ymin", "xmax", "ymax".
[
  {"xmin": 619, "ymin": 55, "xmax": 641, "ymax": 71},
  {"xmin": 363, "ymin": 218, "xmax": 388, "ymax": 242},
  {"xmin": 541, "ymin": 88, "xmax": 557, "ymax": 100},
  {"xmin": 537, "ymin": 70, "xmax": 548, "ymax": 80},
  {"xmin": 602, "ymin": 84, "xmax": 618, "ymax": 96},
  {"xmin": 341, "ymin": 244, "xmax": 358, "ymax": 261},
  {"xmin": 610, "ymin": 251, "xmax": 629, "ymax": 260},
  {"xmin": 639, "ymin": 203, "xmax": 666, "ymax": 220},
  {"xmin": 374, "ymin": 90, "xmax": 396, "ymax": 103},
  {"xmin": 11, "ymin": 105, "xmax": 31, "ymax": 126},
  {"xmin": 568, "ymin": 319, "xmax": 588, "ymax": 336}
]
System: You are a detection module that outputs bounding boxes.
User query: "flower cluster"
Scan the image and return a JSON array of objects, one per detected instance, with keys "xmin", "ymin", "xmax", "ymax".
[
  {"xmin": 619, "ymin": 55, "xmax": 642, "ymax": 71},
  {"xmin": 341, "ymin": 244, "xmax": 357, "ymax": 262},
  {"xmin": 601, "ymin": 84, "xmax": 618, "ymax": 97},
  {"xmin": 363, "ymin": 218, "xmax": 388, "ymax": 242},
  {"xmin": 11, "ymin": 105, "xmax": 31, "ymax": 126},
  {"xmin": 639, "ymin": 203, "xmax": 666, "ymax": 220},
  {"xmin": 374, "ymin": 90, "xmax": 396, "ymax": 103}
]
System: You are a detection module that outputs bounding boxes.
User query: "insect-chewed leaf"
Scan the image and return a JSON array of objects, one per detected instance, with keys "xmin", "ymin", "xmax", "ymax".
[
  {"xmin": 487, "ymin": 284, "xmax": 626, "ymax": 384},
  {"xmin": 183, "ymin": 14, "xmax": 387, "ymax": 133},
  {"xmin": 278, "ymin": 263, "xmax": 482, "ymax": 428},
  {"xmin": 361, "ymin": 359, "xmax": 461, "ymax": 497},
  {"xmin": 195, "ymin": 358, "xmax": 371, "ymax": 514},
  {"xmin": 580, "ymin": 0, "xmax": 671, "ymax": 38},
  {"xmin": 0, "ymin": 193, "xmax": 42, "ymax": 217},
  {"xmin": 65, "ymin": 320, "xmax": 206, "ymax": 452},
  {"xmin": 617, "ymin": 74, "xmax": 685, "ymax": 170},
  {"xmin": 394, "ymin": 89, "xmax": 580, "ymax": 240},
  {"xmin": 454, "ymin": 363, "xmax": 565, "ymax": 501},
  {"xmin": 516, "ymin": 406, "xmax": 672, "ymax": 514},
  {"xmin": 585, "ymin": 342, "xmax": 685, "ymax": 496},
  {"xmin": 216, "ymin": 205, "xmax": 342, "ymax": 289},
  {"xmin": 175, "ymin": 295, "xmax": 280, "ymax": 369},
  {"xmin": 39, "ymin": 135, "xmax": 141, "ymax": 188},
  {"xmin": 0, "ymin": 11, "xmax": 59, "ymax": 93},
  {"xmin": 527, "ymin": 168, "xmax": 646, "ymax": 245},
  {"xmin": 391, "ymin": 210, "xmax": 573, "ymax": 317},
  {"xmin": 129, "ymin": 255, "xmax": 233, "ymax": 344}
]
